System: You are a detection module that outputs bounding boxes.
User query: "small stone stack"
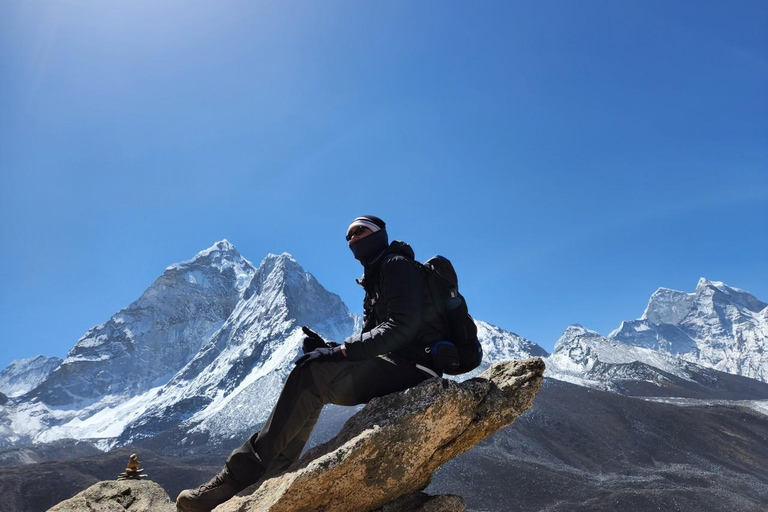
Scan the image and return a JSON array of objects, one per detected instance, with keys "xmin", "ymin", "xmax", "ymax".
[{"xmin": 117, "ymin": 453, "xmax": 147, "ymax": 480}]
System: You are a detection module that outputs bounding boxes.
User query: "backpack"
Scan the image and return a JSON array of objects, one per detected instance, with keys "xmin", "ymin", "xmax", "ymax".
[{"xmin": 417, "ymin": 255, "xmax": 483, "ymax": 375}]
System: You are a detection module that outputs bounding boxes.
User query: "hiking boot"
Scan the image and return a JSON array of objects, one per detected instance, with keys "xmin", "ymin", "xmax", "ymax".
[{"xmin": 176, "ymin": 469, "xmax": 242, "ymax": 512}]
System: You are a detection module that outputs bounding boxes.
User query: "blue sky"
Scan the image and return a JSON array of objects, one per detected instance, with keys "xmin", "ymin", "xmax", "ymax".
[{"xmin": 1, "ymin": 0, "xmax": 766, "ymax": 369}]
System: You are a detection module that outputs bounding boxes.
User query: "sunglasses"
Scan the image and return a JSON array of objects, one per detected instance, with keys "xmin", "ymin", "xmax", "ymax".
[{"xmin": 345, "ymin": 226, "xmax": 368, "ymax": 241}]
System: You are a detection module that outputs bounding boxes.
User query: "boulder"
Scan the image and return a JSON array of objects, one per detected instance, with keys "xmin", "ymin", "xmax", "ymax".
[
  {"xmin": 221, "ymin": 358, "xmax": 545, "ymax": 512},
  {"xmin": 46, "ymin": 480, "xmax": 175, "ymax": 512}
]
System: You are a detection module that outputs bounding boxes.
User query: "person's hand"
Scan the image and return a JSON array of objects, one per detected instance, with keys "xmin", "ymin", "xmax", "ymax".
[
  {"xmin": 301, "ymin": 326, "xmax": 340, "ymax": 353},
  {"xmin": 295, "ymin": 346, "xmax": 345, "ymax": 367},
  {"xmin": 301, "ymin": 326, "xmax": 326, "ymax": 354}
]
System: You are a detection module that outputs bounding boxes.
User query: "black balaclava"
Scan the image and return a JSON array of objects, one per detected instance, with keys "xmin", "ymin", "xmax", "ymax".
[{"xmin": 347, "ymin": 215, "xmax": 388, "ymax": 265}]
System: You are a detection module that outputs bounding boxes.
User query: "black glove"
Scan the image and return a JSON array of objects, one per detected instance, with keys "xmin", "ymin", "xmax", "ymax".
[
  {"xmin": 301, "ymin": 326, "xmax": 340, "ymax": 353},
  {"xmin": 301, "ymin": 326, "xmax": 326, "ymax": 354},
  {"xmin": 295, "ymin": 346, "xmax": 345, "ymax": 367}
]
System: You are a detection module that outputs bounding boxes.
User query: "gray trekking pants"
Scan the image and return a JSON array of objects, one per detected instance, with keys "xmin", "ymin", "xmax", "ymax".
[{"xmin": 225, "ymin": 354, "xmax": 432, "ymax": 487}]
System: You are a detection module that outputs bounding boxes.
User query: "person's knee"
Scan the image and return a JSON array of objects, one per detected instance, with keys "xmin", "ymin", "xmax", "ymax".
[
  {"xmin": 287, "ymin": 363, "xmax": 323, "ymax": 397},
  {"xmin": 301, "ymin": 360, "xmax": 348, "ymax": 403},
  {"xmin": 291, "ymin": 362, "xmax": 314, "ymax": 381}
]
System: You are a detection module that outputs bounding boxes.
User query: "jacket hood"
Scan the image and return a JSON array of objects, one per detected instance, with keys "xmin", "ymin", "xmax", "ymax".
[{"xmin": 380, "ymin": 240, "xmax": 414, "ymax": 260}]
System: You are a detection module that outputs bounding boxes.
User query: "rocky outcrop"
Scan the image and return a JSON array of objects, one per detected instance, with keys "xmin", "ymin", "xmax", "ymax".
[
  {"xmin": 47, "ymin": 480, "xmax": 176, "ymax": 512},
  {"xmin": 47, "ymin": 358, "xmax": 544, "ymax": 512},
  {"xmin": 223, "ymin": 357, "xmax": 544, "ymax": 512}
]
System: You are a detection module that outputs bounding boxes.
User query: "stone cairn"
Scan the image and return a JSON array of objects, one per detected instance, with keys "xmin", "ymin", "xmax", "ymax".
[{"xmin": 117, "ymin": 453, "xmax": 147, "ymax": 480}]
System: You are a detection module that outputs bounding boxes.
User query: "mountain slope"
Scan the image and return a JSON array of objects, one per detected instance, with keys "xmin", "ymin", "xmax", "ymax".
[{"xmin": 427, "ymin": 378, "xmax": 768, "ymax": 512}]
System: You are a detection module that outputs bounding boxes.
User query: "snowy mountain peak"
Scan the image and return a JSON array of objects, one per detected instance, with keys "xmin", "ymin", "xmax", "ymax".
[
  {"xmin": 244, "ymin": 253, "xmax": 300, "ymax": 297},
  {"xmin": 554, "ymin": 324, "xmax": 600, "ymax": 349},
  {"xmin": 240, "ymin": 252, "xmax": 355, "ymax": 339},
  {"xmin": 549, "ymin": 326, "xmax": 602, "ymax": 375},
  {"xmin": 172, "ymin": 239, "xmax": 242, "ymax": 265},
  {"xmin": 246, "ymin": 253, "xmax": 334, "ymax": 302},
  {"xmin": 256, "ymin": 252, "xmax": 300, "ymax": 276},
  {"xmin": 695, "ymin": 277, "xmax": 738, "ymax": 294},
  {"xmin": 29, "ymin": 242, "xmax": 259, "ymax": 407},
  {"xmin": 474, "ymin": 320, "xmax": 548, "ymax": 362},
  {"xmin": 0, "ymin": 355, "xmax": 62, "ymax": 397},
  {"xmin": 264, "ymin": 251, "xmax": 293, "ymax": 261},
  {"xmin": 611, "ymin": 279, "xmax": 768, "ymax": 383},
  {"xmin": 695, "ymin": 278, "xmax": 767, "ymax": 313},
  {"xmin": 642, "ymin": 287, "xmax": 694, "ymax": 326},
  {"xmin": 165, "ymin": 240, "xmax": 255, "ymax": 293},
  {"xmin": 641, "ymin": 279, "xmax": 766, "ymax": 327}
]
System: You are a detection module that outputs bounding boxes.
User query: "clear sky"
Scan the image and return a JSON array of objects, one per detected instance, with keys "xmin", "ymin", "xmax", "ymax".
[{"xmin": 1, "ymin": 0, "xmax": 766, "ymax": 370}]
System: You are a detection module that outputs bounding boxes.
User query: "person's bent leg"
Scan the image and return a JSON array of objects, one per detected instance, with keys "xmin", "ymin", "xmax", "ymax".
[
  {"xmin": 316, "ymin": 354, "xmax": 433, "ymax": 407},
  {"xmin": 228, "ymin": 363, "xmax": 325, "ymax": 485},
  {"xmin": 263, "ymin": 411, "xmax": 320, "ymax": 478},
  {"xmin": 177, "ymin": 356, "xmax": 431, "ymax": 512},
  {"xmin": 256, "ymin": 356, "xmax": 429, "ymax": 477},
  {"xmin": 178, "ymin": 363, "xmax": 329, "ymax": 512}
]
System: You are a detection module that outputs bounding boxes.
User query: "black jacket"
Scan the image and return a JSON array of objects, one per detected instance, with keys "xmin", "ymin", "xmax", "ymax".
[{"xmin": 343, "ymin": 241, "xmax": 445, "ymax": 370}]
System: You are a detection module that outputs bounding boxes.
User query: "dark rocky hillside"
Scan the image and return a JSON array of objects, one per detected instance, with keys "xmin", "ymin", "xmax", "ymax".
[{"xmin": 427, "ymin": 378, "xmax": 768, "ymax": 511}]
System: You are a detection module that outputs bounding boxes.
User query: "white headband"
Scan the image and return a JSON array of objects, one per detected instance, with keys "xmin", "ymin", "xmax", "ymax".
[{"xmin": 347, "ymin": 218, "xmax": 381, "ymax": 234}]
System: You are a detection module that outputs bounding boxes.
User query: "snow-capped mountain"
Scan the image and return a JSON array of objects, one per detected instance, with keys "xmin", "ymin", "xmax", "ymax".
[
  {"xmin": 476, "ymin": 320, "xmax": 549, "ymax": 362},
  {"xmin": 0, "ymin": 356, "xmax": 62, "ymax": 398},
  {"xmin": 116, "ymin": 252, "xmax": 358, "ymax": 449},
  {"xmin": 610, "ymin": 278, "xmax": 768, "ymax": 383},
  {"xmin": 31, "ymin": 240, "xmax": 256, "ymax": 407},
  {"xmin": 461, "ymin": 320, "xmax": 548, "ymax": 380},
  {"xmin": 432, "ymin": 321, "xmax": 549, "ymax": 382},
  {"xmin": 546, "ymin": 325, "xmax": 768, "ymax": 400},
  {"xmin": 0, "ymin": 243, "xmax": 360, "ymax": 450}
]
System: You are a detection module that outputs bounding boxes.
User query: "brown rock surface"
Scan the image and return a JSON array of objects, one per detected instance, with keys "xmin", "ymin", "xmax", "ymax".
[
  {"xmin": 46, "ymin": 480, "xmax": 175, "ymax": 512},
  {"xmin": 220, "ymin": 358, "xmax": 545, "ymax": 512}
]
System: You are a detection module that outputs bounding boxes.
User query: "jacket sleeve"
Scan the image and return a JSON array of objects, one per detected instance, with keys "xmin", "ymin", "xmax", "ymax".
[{"xmin": 344, "ymin": 256, "xmax": 423, "ymax": 360}]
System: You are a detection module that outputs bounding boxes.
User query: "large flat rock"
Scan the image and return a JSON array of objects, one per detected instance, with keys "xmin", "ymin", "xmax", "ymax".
[{"xmin": 220, "ymin": 358, "xmax": 545, "ymax": 512}]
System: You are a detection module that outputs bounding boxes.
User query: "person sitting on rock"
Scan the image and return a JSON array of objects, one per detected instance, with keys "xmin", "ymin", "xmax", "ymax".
[{"xmin": 177, "ymin": 215, "xmax": 445, "ymax": 512}]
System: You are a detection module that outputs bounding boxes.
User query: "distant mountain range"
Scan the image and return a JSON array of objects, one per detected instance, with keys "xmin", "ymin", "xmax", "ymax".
[
  {"xmin": 2, "ymin": 240, "xmax": 768, "ymax": 512},
  {"xmin": 0, "ymin": 240, "xmax": 766, "ymax": 457},
  {"xmin": 0, "ymin": 241, "xmax": 546, "ymax": 453},
  {"xmin": 546, "ymin": 324, "xmax": 768, "ymax": 402}
]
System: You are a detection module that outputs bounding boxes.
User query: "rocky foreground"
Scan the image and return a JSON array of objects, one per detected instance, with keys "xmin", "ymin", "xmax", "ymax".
[{"xmin": 47, "ymin": 358, "xmax": 545, "ymax": 512}]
